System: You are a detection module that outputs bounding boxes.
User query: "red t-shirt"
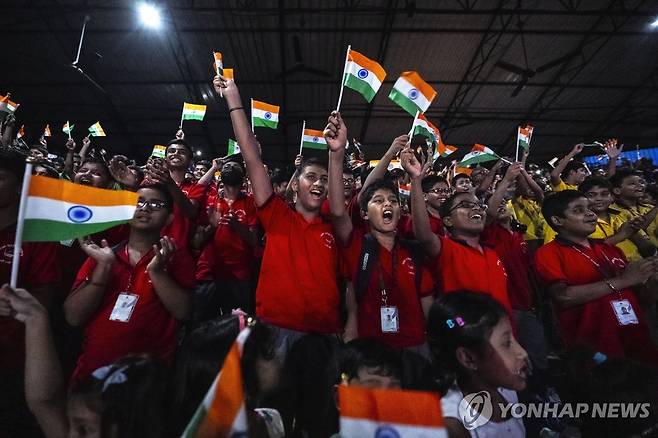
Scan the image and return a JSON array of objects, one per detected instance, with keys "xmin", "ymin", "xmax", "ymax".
[
  {"xmin": 0, "ymin": 225, "xmax": 60, "ymax": 373},
  {"xmin": 256, "ymin": 195, "xmax": 341, "ymax": 333},
  {"xmin": 161, "ymin": 180, "xmax": 207, "ymax": 249},
  {"xmin": 399, "ymin": 212, "xmax": 445, "ymax": 239},
  {"xmin": 535, "ymin": 238, "xmax": 658, "ymax": 365},
  {"xmin": 71, "ymin": 243, "xmax": 195, "ymax": 381},
  {"xmin": 481, "ymin": 223, "xmax": 533, "ymax": 311},
  {"xmin": 341, "ymin": 230, "xmax": 433, "ymax": 348},
  {"xmin": 434, "ymin": 235, "xmax": 512, "ymax": 313},
  {"xmin": 204, "ymin": 192, "xmax": 258, "ymax": 281}
]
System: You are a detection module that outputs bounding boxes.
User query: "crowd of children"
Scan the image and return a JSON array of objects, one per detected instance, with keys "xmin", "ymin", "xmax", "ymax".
[{"xmin": 0, "ymin": 73, "xmax": 657, "ymax": 438}]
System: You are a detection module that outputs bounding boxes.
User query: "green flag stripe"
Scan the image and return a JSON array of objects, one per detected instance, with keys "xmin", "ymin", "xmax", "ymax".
[
  {"xmin": 388, "ymin": 89, "xmax": 422, "ymax": 117},
  {"xmin": 302, "ymin": 141, "xmax": 327, "ymax": 150},
  {"xmin": 22, "ymin": 219, "xmax": 130, "ymax": 242},
  {"xmin": 253, "ymin": 118, "xmax": 278, "ymax": 129},
  {"xmin": 182, "ymin": 113, "xmax": 205, "ymax": 121},
  {"xmin": 344, "ymin": 74, "xmax": 377, "ymax": 102},
  {"xmin": 459, "ymin": 155, "xmax": 498, "ymax": 167}
]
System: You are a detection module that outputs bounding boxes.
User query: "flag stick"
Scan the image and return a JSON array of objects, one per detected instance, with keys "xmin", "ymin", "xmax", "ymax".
[
  {"xmin": 514, "ymin": 127, "xmax": 520, "ymax": 163},
  {"xmin": 498, "ymin": 156, "xmax": 514, "ymax": 165},
  {"xmin": 407, "ymin": 111, "xmax": 419, "ymax": 145},
  {"xmin": 11, "ymin": 162, "xmax": 33, "ymax": 288},
  {"xmin": 66, "ymin": 121, "xmax": 72, "ymax": 140},
  {"xmin": 214, "ymin": 52, "xmax": 223, "ymax": 98},
  {"xmin": 179, "ymin": 107, "xmax": 185, "ymax": 130},
  {"xmin": 250, "ymin": 99, "xmax": 254, "ymax": 132},
  {"xmin": 299, "ymin": 120, "xmax": 306, "ymax": 156},
  {"xmin": 335, "ymin": 45, "xmax": 351, "ymax": 112}
]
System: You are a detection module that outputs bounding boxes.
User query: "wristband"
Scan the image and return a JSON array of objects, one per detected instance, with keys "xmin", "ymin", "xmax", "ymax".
[{"xmin": 228, "ymin": 107, "xmax": 244, "ymax": 113}]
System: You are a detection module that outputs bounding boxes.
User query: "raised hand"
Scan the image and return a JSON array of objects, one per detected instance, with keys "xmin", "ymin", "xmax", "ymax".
[
  {"xmin": 571, "ymin": 143, "xmax": 585, "ymax": 155},
  {"xmin": 82, "ymin": 135, "xmax": 91, "ymax": 149},
  {"xmin": 503, "ymin": 162, "xmax": 523, "ymax": 182},
  {"xmin": 388, "ymin": 135, "xmax": 409, "ymax": 156},
  {"xmin": 603, "ymin": 138, "xmax": 623, "ymax": 159},
  {"xmin": 0, "ymin": 284, "xmax": 47, "ymax": 324},
  {"xmin": 109, "ymin": 156, "xmax": 138, "ymax": 188},
  {"xmin": 323, "ymin": 111, "xmax": 348, "ymax": 152},
  {"xmin": 146, "ymin": 159, "xmax": 173, "ymax": 186},
  {"xmin": 294, "ymin": 154, "xmax": 303, "ymax": 168},
  {"xmin": 400, "ymin": 147, "xmax": 422, "ymax": 179},
  {"xmin": 213, "ymin": 74, "xmax": 239, "ymax": 102},
  {"xmin": 78, "ymin": 238, "xmax": 116, "ymax": 266},
  {"xmin": 147, "ymin": 236, "xmax": 177, "ymax": 273},
  {"xmin": 175, "ymin": 129, "xmax": 185, "ymax": 141}
]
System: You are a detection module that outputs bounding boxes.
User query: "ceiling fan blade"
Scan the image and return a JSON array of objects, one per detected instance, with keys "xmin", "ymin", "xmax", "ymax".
[
  {"xmin": 495, "ymin": 60, "xmax": 528, "ymax": 76},
  {"xmin": 535, "ymin": 51, "xmax": 579, "ymax": 73},
  {"xmin": 510, "ymin": 76, "xmax": 529, "ymax": 97}
]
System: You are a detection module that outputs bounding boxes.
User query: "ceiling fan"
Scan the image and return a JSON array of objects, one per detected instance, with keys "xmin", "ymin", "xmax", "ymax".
[
  {"xmin": 495, "ymin": 20, "xmax": 579, "ymax": 97},
  {"xmin": 69, "ymin": 15, "xmax": 108, "ymax": 95},
  {"xmin": 275, "ymin": 35, "xmax": 332, "ymax": 79}
]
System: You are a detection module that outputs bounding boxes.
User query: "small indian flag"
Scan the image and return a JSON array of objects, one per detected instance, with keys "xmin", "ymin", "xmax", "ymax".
[
  {"xmin": 0, "ymin": 95, "xmax": 19, "ymax": 114},
  {"xmin": 454, "ymin": 166, "xmax": 473, "ymax": 176},
  {"xmin": 88, "ymin": 121, "xmax": 106, "ymax": 137},
  {"xmin": 368, "ymin": 160, "xmax": 402, "ymax": 170},
  {"xmin": 43, "ymin": 124, "xmax": 52, "ymax": 137},
  {"xmin": 389, "ymin": 71, "xmax": 437, "ymax": 116},
  {"xmin": 338, "ymin": 385, "xmax": 446, "ymax": 438},
  {"xmin": 251, "ymin": 100, "xmax": 279, "ymax": 129},
  {"xmin": 399, "ymin": 183, "xmax": 411, "ymax": 197},
  {"xmin": 62, "ymin": 121, "xmax": 74, "ymax": 135},
  {"xmin": 436, "ymin": 142, "xmax": 457, "ymax": 158},
  {"xmin": 459, "ymin": 143, "xmax": 499, "ymax": 166},
  {"xmin": 152, "ymin": 145, "xmax": 166, "ymax": 159},
  {"xmin": 21, "ymin": 175, "xmax": 138, "ymax": 242},
  {"xmin": 412, "ymin": 114, "xmax": 439, "ymax": 144},
  {"xmin": 17, "ymin": 125, "xmax": 25, "ymax": 139},
  {"xmin": 182, "ymin": 328, "xmax": 250, "ymax": 438},
  {"xmin": 213, "ymin": 52, "xmax": 223, "ymax": 74},
  {"xmin": 517, "ymin": 124, "xmax": 534, "ymax": 150},
  {"xmin": 182, "ymin": 103, "xmax": 207, "ymax": 122},
  {"xmin": 342, "ymin": 49, "xmax": 386, "ymax": 103},
  {"xmin": 301, "ymin": 129, "xmax": 327, "ymax": 150},
  {"xmin": 227, "ymin": 138, "xmax": 241, "ymax": 156}
]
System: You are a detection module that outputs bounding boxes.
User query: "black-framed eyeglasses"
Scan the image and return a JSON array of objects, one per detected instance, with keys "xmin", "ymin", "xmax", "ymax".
[
  {"xmin": 449, "ymin": 200, "xmax": 487, "ymax": 213},
  {"xmin": 136, "ymin": 199, "xmax": 167, "ymax": 211},
  {"xmin": 427, "ymin": 188, "xmax": 451, "ymax": 195},
  {"xmin": 342, "ymin": 178, "xmax": 355, "ymax": 184}
]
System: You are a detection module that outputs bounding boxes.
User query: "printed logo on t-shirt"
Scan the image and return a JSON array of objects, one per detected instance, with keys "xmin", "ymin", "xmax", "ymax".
[
  {"xmin": 0, "ymin": 244, "xmax": 22, "ymax": 264},
  {"xmin": 320, "ymin": 232, "xmax": 335, "ymax": 250},
  {"xmin": 497, "ymin": 259, "xmax": 508, "ymax": 277},
  {"xmin": 610, "ymin": 257, "xmax": 626, "ymax": 270},
  {"xmin": 233, "ymin": 209, "xmax": 246, "ymax": 223},
  {"xmin": 402, "ymin": 257, "xmax": 415, "ymax": 276}
]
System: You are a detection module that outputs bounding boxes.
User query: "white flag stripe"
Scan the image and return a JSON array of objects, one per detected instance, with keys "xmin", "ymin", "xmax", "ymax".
[
  {"xmin": 340, "ymin": 418, "xmax": 447, "ymax": 438},
  {"xmin": 345, "ymin": 61, "xmax": 382, "ymax": 90},
  {"xmin": 25, "ymin": 197, "xmax": 136, "ymax": 224},
  {"xmin": 393, "ymin": 77, "xmax": 432, "ymax": 111},
  {"xmin": 252, "ymin": 107, "xmax": 279, "ymax": 122},
  {"xmin": 302, "ymin": 134, "xmax": 328, "ymax": 145}
]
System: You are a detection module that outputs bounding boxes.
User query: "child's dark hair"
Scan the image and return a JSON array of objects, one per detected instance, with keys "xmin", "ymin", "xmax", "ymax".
[
  {"xmin": 194, "ymin": 159, "xmax": 211, "ymax": 168},
  {"xmin": 270, "ymin": 167, "xmax": 291, "ymax": 186},
  {"xmin": 78, "ymin": 157, "xmax": 111, "ymax": 178},
  {"xmin": 167, "ymin": 138, "xmax": 192, "ymax": 155},
  {"xmin": 338, "ymin": 338, "xmax": 402, "ymax": 384},
  {"xmin": 427, "ymin": 291, "xmax": 508, "ymax": 393},
  {"xmin": 452, "ymin": 173, "xmax": 470, "ymax": 185},
  {"xmin": 561, "ymin": 160, "xmax": 585, "ymax": 179},
  {"xmin": 421, "ymin": 175, "xmax": 448, "ymax": 193},
  {"xmin": 358, "ymin": 178, "xmax": 399, "ymax": 212},
  {"xmin": 298, "ymin": 157, "xmax": 328, "ymax": 175},
  {"xmin": 541, "ymin": 190, "xmax": 586, "ymax": 231},
  {"xmin": 69, "ymin": 355, "xmax": 168, "ymax": 438},
  {"xmin": 138, "ymin": 182, "xmax": 174, "ymax": 212},
  {"xmin": 579, "ymin": 176, "xmax": 612, "ymax": 193},
  {"xmin": 609, "ymin": 168, "xmax": 642, "ymax": 189},
  {"xmin": 171, "ymin": 315, "xmax": 241, "ymax": 434}
]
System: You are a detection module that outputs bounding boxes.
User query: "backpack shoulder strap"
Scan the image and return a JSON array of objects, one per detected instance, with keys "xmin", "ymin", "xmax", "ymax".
[{"xmin": 355, "ymin": 233, "xmax": 380, "ymax": 302}]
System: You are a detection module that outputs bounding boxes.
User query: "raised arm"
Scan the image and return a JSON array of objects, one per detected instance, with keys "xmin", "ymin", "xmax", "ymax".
[
  {"xmin": 603, "ymin": 138, "xmax": 623, "ymax": 178},
  {"xmin": 487, "ymin": 163, "xmax": 521, "ymax": 224},
  {"xmin": 324, "ymin": 111, "xmax": 353, "ymax": 245},
  {"xmin": 401, "ymin": 148, "xmax": 441, "ymax": 257},
  {"xmin": 550, "ymin": 143, "xmax": 584, "ymax": 186},
  {"xmin": 0, "ymin": 285, "xmax": 68, "ymax": 438},
  {"xmin": 1, "ymin": 114, "xmax": 16, "ymax": 147},
  {"xmin": 197, "ymin": 158, "xmax": 222, "ymax": 186},
  {"xmin": 359, "ymin": 135, "xmax": 408, "ymax": 200},
  {"xmin": 476, "ymin": 160, "xmax": 503, "ymax": 195},
  {"xmin": 519, "ymin": 167, "xmax": 545, "ymax": 202},
  {"xmin": 213, "ymin": 75, "xmax": 272, "ymax": 207}
]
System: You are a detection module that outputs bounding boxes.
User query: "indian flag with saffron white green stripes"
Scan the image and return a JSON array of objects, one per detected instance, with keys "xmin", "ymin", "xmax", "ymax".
[
  {"xmin": 301, "ymin": 129, "xmax": 327, "ymax": 150},
  {"xmin": 88, "ymin": 122, "xmax": 106, "ymax": 137},
  {"xmin": 227, "ymin": 138, "xmax": 240, "ymax": 156},
  {"xmin": 252, "ymin": 100, "xmax": 279, "ymax": 129},
  {"xmin": 389, "ymin": 71, "xmax": 437, "ymax": 116},
  {"xmin": 182, "ymin": 102, "xmax": 207, "ymax": 121},
  {"xmin": 459, "ymin": 143, "xmax": 499, "ymax": 166},
  {"xmin": 0, "ymin": 95, "xmax": 19, "ymax": 114},
  {"xmin": 339, "ymin": 385, "xmax": 447, "ymax": 437},
  {"xmin": 182, "ymin": 328, "xmax": 250, "ymax": 438},
  {"xmin": 22, "ymin": 175, "xmax": 138, "ymax": 242},
  {"xmin": 412, "ymin": 114, "xmax": 439, "ymax": 144},
  {"xmin": 343, "ymin": 49, "xmax": 386, "ymax": 102}
]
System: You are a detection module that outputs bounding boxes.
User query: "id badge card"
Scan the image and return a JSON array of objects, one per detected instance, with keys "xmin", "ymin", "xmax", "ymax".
[
  {"xmin": 380, "ymin": 306, "xmax": 399, "ymax": 333},
  {"xmin": 109, "ymin": 293, "xmax": 139, "ymax": 323},
  {"xmin": 611, "ymin": 299, "xmax": 639, "ymax": 326}
]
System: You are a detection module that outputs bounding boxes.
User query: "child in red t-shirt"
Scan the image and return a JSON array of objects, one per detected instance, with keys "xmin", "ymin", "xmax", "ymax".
[
  {"xmin": 212, "ymin": 72, "xmax": 342, "ymax": 354},
  {"xmin": 325, "ymin": 114, "xmax": 433, "ymax": 350},
  {"xmin": 400, "ymin": 149, "xmax": 512, "ymax": 314},
  {"xmin": 535, "ymin": 190, "xmax": 658, "ymax": 365}
]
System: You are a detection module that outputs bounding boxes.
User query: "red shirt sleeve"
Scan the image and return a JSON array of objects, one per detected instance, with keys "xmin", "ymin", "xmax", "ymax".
[
  {"xmin": 256, "ymin": 194, "xmax": 290, "ymax": 231},
  {"xmin": 185, "ymin": 183, "xmax": 208, "ymax": 204},
  {"xmin": 23, "ymin": 242, "xmax": 61, "ymax": 287},
  {"xmin": 419, "ymin": 263, "xmax": 434, "ymax": 297},
  {"xmin": 244, "ymin": 196, "xmax": 259, "ymax": 227},
  {"xmin": 72, "ymin": 257, "xmax": 99, "ymax": 291},
  {"xmin": 534, "ymin": 244, "xmax": 568, "ymax": 286}
]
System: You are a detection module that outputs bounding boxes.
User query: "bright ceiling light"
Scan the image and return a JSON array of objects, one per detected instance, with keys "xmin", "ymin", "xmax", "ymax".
[
  {"xmin": 651, "ymin": 17, "xmax": 658, "ymax": 27},
  {"xmin": 138, "ymin": 3, "xmax": 161, "ymax": 29},
  {"xmin": 196, "ymin": 150, "xmax": 202, "ymax": 156}
]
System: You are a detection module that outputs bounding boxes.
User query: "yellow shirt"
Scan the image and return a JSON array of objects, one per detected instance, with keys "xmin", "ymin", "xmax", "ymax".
[
  {"xmin": 611, "ymin": 202, "xmax": 658, "ymax": 250},
  {"xmin": 551, "ymin": 179, "xmax": 578, "ymax": 192},
  {"xmin": 512, "ymin": 196, "xmax": 544, "ymax": 241}
]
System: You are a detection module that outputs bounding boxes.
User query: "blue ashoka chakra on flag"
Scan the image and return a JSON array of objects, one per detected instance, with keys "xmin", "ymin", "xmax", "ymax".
[
  {"xmin": 312, "ymin": 137, "xmax": 319, "ymax": 142},
  {"xmin": 264, "ymin": 112, "xmax": 272, "ymax": 120},
  {"xmin": 408, "ymin": 88, "xmax": 419, "ymax": 100},
  {"xmin": 357, "ymin": 68, "xmax": 369, "ymax": 79},
  {"xmin": 67, "ymin": 205, "xmax": 93, "ymax": 223},
  {"xmin": 375, "ymin": 425, "xmax": 401, "ymax": 438}
]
